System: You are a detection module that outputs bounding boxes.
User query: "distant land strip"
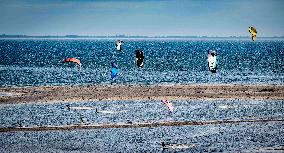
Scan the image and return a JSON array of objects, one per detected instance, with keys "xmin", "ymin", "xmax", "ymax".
[
  {"xmin": 0, "ymin": 118, "xmax": 283, "ymax": 132},
  {"xmin": 1, "ymin": 34, "xmax": 284, "ymax": 39},
  {"xmin": 0, "ymin": 84, "xmax": 283, "ymax": 104}
]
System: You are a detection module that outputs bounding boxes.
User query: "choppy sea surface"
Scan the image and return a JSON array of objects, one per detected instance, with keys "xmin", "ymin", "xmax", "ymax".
[
  {"xmin": 0, "ymin": 39, "xmax": 283, "ymax": 152},
  {"xmin": 0, "ymin": 38, "xmax": 283, "ymax": 86}
]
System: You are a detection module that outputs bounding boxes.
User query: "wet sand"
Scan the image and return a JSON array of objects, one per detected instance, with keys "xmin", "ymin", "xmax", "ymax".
[
  {"xmin": 1, "ymin": 118, "xmax": 283, "ymax": 132},
  {"xmin": 0, "ymin": 84, "xmax": 283, "ymax": 104},
  {"xmin": 0, "ymin": 119, "xmax": 284, "ymax": 133}
]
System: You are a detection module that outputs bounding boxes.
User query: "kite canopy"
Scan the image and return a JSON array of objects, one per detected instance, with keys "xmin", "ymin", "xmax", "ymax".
[
  {"xmin": 63, "ymin": 58, "xmax": 81, "ymax": 66},
  {"xmin": 135, "ymin": 50, "xmax": 144, "ymax": 68},
  {"xmin": 161, "ymin": 99, "xmax": 174, "ymax": 113},
  {"xmin": 111, "ymin": 62, "xmax": 118, "ymax": 79},
  {"xmin": 115, "ymin": 40, "xmax": 123, "ymax": 51},
  {"xmin": 248, "ymin": 26, "xmax": 257, "ymax": 41},
  {"xmin": 208, "ymin": 50, "xmax": 217, "ymax": 73}
]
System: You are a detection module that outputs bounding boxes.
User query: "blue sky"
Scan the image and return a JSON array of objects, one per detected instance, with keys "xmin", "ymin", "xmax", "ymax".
[{"xmin": 0, "ymin": 0, "xmax": 283, "ymax": 36}]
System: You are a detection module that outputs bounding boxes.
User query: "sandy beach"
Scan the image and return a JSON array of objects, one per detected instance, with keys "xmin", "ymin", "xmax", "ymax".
[{"xmin": 0, "ymin": 84, "xmax": 283, "ymax": 104}]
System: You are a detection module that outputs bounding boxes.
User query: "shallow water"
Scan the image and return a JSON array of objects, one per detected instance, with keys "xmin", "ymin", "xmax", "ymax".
[
  {"xmin": 0, "ymin": 39, "xmax": 283, "ymax": 86},
  {"xmin": 0, "ymin": 99, "xmax": 283, "ymax": 152},
  {"xmin": 0, "ymin": 122, "xmax": 283, "ymax": 152},
  {"xmin": 0, "ymin": 99, "xmax": 283, "ymax": 128}
]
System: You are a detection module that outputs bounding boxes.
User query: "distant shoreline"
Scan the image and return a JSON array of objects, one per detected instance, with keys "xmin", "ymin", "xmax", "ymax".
[
  {"xmin": 0, "ymin": 84, "xmax": 283, "ymax": 104},
  {"xmin": 1, "ymin": 34, "xmax": 284, "ymax": 39}
]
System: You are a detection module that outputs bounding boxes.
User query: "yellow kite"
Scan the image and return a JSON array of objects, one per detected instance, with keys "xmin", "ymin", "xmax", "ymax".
[{"xmin": 248, "ymin": 26, "xmax": 257, "ymax": 41}]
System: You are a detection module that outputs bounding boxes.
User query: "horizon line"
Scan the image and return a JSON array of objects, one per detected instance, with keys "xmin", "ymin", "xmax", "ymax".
[{"xmin": 1, "ymin": 34, "xmax": 284, "ymax": 38}]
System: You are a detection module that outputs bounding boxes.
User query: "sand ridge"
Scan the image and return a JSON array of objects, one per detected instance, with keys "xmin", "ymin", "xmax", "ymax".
[
  {"xmin": 0, "ymin": 118, "xmax": 283, "ymax": 132},
  {"xmin": 0, "ymin": 84, "xmax": 283, "ymax": 104}
]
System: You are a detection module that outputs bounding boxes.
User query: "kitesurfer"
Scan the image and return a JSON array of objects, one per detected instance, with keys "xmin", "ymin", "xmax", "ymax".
[
  {"xmin": 116, "ymin": 40, "xmax": 123, "ymax": 51},
  {"xmin": 135, "ymin": 50, "xmax": 144, "ymax": 68},
  {"xmin": 111, "ymin": 62, "xmax": 118, "ymax": 79},
  {"xmin": 208, "ymin": 50, "xmax": 217, "ymax": 73}
]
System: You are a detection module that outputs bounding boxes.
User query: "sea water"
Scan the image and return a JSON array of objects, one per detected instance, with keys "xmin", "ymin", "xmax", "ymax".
[
  {"xmin": 0, "ymin": 38, "xmax": 283, "ymax": 86},
  {"xmin": 0, "ymin": 99, "xmax": 283, "ymax": 152},
  {"xmin": 0, "ymin": 38, "xmax": 283, "ymax": 152}
]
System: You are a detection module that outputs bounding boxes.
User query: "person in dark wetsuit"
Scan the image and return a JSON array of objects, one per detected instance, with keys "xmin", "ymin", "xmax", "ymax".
[{"xmin": 135, "ymin": 50, "xmax": 144, "ymax": 68}]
